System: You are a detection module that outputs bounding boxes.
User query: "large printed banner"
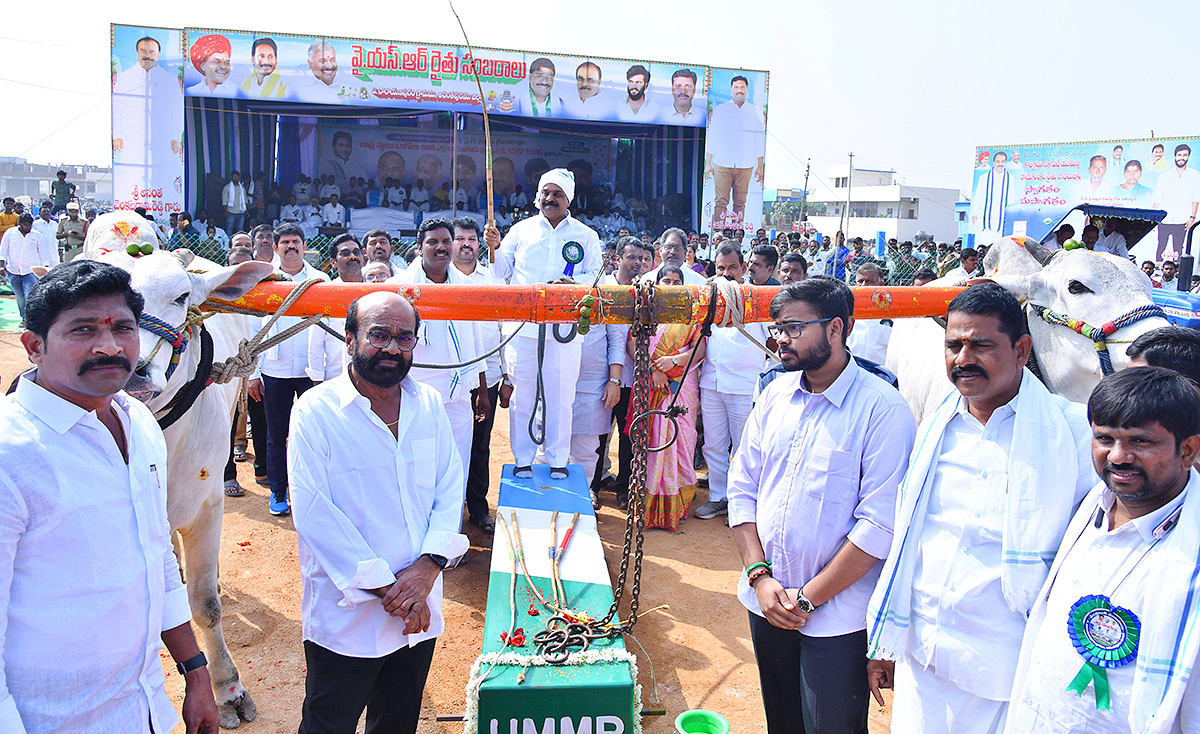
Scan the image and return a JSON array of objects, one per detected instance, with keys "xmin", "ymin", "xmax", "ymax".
[
  {"xmin": 181, "ymin": 28, "xmax": 711, "ymax": 128},
  {"xmin": 969, "ymin": 136, "xmax": 1200, "ymax": 258},
  {"xmin": 700, "ymin": 69, "xmax": 769, "ymax": 234},
  {"xmin": 111, "ymin": 25, "xmax": 186, "ymax": 215},
  {"xmin": 316, "ymin": 124, "xmax": 610, "ymax": 205}
]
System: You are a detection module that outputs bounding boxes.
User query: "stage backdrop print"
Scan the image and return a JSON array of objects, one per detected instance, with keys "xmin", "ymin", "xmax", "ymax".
[
  {"xmin": 316, "ymin": 123, "xmax": 611, "ymax": 204},
  {"xmin": 111, "ymin": 24, "xmax": 186, "ymax": 217}
]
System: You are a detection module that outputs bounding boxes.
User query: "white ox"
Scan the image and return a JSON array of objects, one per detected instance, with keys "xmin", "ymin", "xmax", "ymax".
[
  {"xmin": 83, "ymin": 213, "xmax": 274, "ymax": 728},
  {"xmin": 886, "ymin": 236, "xmax": 1170, "ymax": 423}
]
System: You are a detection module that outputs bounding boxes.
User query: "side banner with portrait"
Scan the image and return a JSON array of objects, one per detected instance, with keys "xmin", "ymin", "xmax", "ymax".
[
  {"xmin": 969, "ymin": 136, "xmax": 1200, "ymax": 260},
  {"xmin": 111, "ymin": 24, "xmax": 185, "ymax": 217},
  {"xmin": 701, "ymin": 68, "xmax": 768, "ymax": 236}
]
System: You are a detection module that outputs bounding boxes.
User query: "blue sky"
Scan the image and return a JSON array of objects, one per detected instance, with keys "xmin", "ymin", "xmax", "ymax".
[{"xmin": 3, "ymin": 0, "xmax": 1198, "ymax": 194}]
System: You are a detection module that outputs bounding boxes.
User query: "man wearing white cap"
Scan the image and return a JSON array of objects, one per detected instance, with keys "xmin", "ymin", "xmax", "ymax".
[
  {"xmin": 484, "ymin": 169, "xmax": 602, "ymax": 480},
  {"xmin": 56, "ymin": 202, "xmax": 87, "ymax": 257}
]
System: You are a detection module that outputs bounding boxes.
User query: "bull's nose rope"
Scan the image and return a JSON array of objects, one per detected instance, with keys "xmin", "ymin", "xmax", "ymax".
[{"xmin": 1028, "ymin": 303, "xmax": 1167, "ymax": 375}]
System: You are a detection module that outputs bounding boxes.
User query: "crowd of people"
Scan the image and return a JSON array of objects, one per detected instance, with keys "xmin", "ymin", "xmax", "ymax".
[{"xmin": 5, "ymin": 167, "xmax": 1200, "ymax": 734}]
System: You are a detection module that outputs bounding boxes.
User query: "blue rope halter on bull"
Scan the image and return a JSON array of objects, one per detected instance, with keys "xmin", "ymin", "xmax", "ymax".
[
  {"xmin": 138, "ymin": 312, "xmax": 193, "ymax": 382},
  {"xmin": 1027, "ymin": 302, "xmax": 1167, "ymax": 376}
]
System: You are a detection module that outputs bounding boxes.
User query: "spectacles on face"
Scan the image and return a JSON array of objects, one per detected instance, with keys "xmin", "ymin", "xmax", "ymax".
[
  {"xmin": 365, "ymin": 328, "xmax": 417, "ymax": 351},
  {"xmin": 767, "ymin": 318, "xmax": 833, "ymax": 340}
]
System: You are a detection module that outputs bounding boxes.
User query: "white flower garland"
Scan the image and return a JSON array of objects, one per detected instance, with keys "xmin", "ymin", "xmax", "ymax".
[{"xmin": 463, "ymin": 647, "xmax": 643, "ymax": 734}]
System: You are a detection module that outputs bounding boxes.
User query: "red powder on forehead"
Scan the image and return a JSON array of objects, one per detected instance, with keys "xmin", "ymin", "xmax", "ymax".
[{"xmin": 104, "ymin": 317, "xmax": 113, "ymax": 325}]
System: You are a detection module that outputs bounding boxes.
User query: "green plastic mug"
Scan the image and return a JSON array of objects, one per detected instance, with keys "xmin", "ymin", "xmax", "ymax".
[{"xmin": 674, "ymin": 709, "xmax": 731, "ymax": 734}]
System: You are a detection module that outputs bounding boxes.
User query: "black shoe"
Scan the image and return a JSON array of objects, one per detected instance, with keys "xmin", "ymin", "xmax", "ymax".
[
  {"xmin": 617, "ymin": 493, "xmax": 629, "ymax": 511},
  {"xmin": 513, "ymin": 465, "xmax": 533, "ymax": 479},
  {"xmin": 470, "ymin": 515, "xmax": 496, "ymax": 533}
]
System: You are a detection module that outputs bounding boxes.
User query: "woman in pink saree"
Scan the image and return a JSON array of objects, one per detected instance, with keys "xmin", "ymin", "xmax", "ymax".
[{"xmin": 626, "ymin": 266, "xmax": 707, "ymax": 529}]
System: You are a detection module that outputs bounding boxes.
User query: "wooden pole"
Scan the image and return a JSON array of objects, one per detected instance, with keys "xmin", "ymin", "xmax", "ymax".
[
  {"xmin": 449, "ymin": 0, "xmax": 495, "ymax": 263},
  {"xmin": 207, "ymin": 282, "xmax": 964, "ymax": 324}
]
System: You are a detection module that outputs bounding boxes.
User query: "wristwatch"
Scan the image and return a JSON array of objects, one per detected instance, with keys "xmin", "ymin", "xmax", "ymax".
[
  {"xmin": 423, "ymin": 553, "xmax": 449, "ymax": 569},
  {"xmin": 501, "ymin": 376, "xmax": 514, "ymax": 387},
  {"xmin": 795, "ymin": 587, "xmax": 816, "ymax": 614},
  {"xmin": 608, "ymin": 377, "xmax": 621, "ymax": 385},
  {"xmin": 176, "ymin": 652, "xmax": 208, "ymax": 676}
]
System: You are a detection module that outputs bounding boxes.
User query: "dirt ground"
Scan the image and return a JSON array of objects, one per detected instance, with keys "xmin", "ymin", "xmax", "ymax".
[{"xmin": 0, "ymin": 322, "xmax": 893, "ymax": 734}]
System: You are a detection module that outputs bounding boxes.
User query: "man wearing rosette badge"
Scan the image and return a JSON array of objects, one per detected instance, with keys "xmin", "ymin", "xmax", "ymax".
[
  {"xmin": 1004, "ymin": 367, "xmax": 1200, "ymax": 733},
  {"xmin": 485, "ymin": 169, "xmax": 601, "ymax": 481}
]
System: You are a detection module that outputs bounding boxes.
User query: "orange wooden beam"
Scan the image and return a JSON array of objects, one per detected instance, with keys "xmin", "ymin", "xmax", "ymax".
[{"xmin": 207, "ymin": 282, "xmax": 965, "ymax": 324}]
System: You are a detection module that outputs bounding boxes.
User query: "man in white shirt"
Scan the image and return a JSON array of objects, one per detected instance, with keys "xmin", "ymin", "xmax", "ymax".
[
  {"xmin": 570, "ymin": 239, "xmax": 635, "ymax": 504},
  {"xmin": 279, "ymin": 193, "xmax": 304, "ymax": 225},
  {"xmin": 308, "ymin": 233, "xmax": 364, "ymax": 384},
  {"xmin": 1097, "ymin": 219, "xmax": 1130, "ymax": 258},
  {"xmin": 641, "ymin": 227, "xmax": 707, "ymax": 285},
  {"xmin": 730, "ymin": 277, "xmax": 916, "ymax": 732},
  {"xmin": 364, "ymin": 228, "xmax": 407, "ymax": 275},
  {"xmin": 943, "ymin": 247, "xmax": 981, "ymax": 281},
  {"xmin": 318, "ymin": 176, "xmax": 341, "ymax": 206},
  {"xmin": 393, "ymin": 218, "xmax": 489, "ymax": 479},
  {"xmin": 408, "ymin": 180, "xmax": 431, "ymax": 213},
  {"xmin": 1006, "ymin": 367, "xmax": 1200, "ymax": 734},
  {"xmin": 867, "ymin": 284, "xmax": 1096, "ymax": 734},
  {"xmin": 223, "ymin": 170, "xmax": 248, "ymax": 234},
  {"xmin": 322, "ymin": 194, "xmax": 347, "ymax": 227},
  {"xmin": 299, "ymin": 40, "xmax": 341, "ymax": 104},
  {"xmin": 705, "ymin": 76, "xmax": 766, "ymax": 231},
  {"xmin": 293, "ymin": 174, "xmax": 316, "ymax": 203},
  {"xmin": 1, "ymin": 260, "xmax": 218, "ymax": 732},
  {"xmin": 302, "ymin": 196, "xmax": 323, "ymax": 241},
  {"xmin": 31, "ymin": 204, "xmax": 59, "ymax": 267},
  {"xmin": 1152, "ymin": 144, "xmax": 1200, "ymax": 260},
  {"xmin": 247, "ymin": 223, "xmax": 330, "ymax": 516},
  {"xmin": 560, "ymin": 61, "xmax": 611, "ymax": 120},
  {"xmin": 0, "ymin": 214, "xmax": 53, "ymax": 322},
  {"xmin": 661, "ymin": 68, "xmax": 703, "ymax": 126},
  {"xmin": 695, "ymin": 244, "xmax": 776, "ymax": 520},
  {"xmin": 846, "ymin": 263, "xmax": 893, "ymax": 365},
  {"xmin": 483, "ymin": 169, "xmax": 602, "ymax": 479},
  {"xmin": 452, "ymin": 218, "xmax": 508, "ymax": 532},
  {"xmin": 111, "ymin": 35, "xmax": 183, "ymax": 171},
  {"xmin": 289, "ymin": 291, "xmax": 467, "ymax": 734}
]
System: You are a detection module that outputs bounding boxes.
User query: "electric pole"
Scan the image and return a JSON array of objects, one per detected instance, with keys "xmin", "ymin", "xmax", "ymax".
[
  {"xmin": 801, "ymin": 158, "xmax": 811, "ymax": 226},
  {"xmin": 845, "ymin": 152, "xmax": 854, "ymax": 239}
]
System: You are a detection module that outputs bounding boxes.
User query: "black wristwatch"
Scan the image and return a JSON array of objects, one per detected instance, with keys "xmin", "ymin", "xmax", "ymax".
[
  {"xmin": 176, "ymin": 652, "xmax": 207, "ymax": 676},
  {"xmin": 423, "ymin": 553, "xmax": 448, "ymax": 569}
]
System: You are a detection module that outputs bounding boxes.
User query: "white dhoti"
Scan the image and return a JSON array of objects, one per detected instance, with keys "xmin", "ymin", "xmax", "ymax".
[
  {"xmin": 569, "ymin": 434, "xmax": 602, "ymax": 486},
  {"xmin": 506, "ymin": 329, "xmax": 583, "ymax": 467},
  {"xmin": 891, "ymin": 655, "xmax": 1008, "ymax": 734}
]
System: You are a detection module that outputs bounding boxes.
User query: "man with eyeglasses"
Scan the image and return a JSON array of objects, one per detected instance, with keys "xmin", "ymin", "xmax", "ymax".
[
  {"xmin": 393, "ymin": 218, "xmax": 489, "ymax": 486},
  {"xmin": 289, "ymin": 291, "xmax": 467, "ymax": 734},
  {"xmin": 695, "ymin": 244, "xmax": 776, "ymax": 520},
  {"xmin": 641, "ymin": 227, "xmax": 707, "ymax": 285},
  {"xmin": 308, "ymin": 233, "xmax": 365, "ymax": 386},
  {"xmin": 729, "ymin": 277, "xmax": 915, "ymax": 732}
]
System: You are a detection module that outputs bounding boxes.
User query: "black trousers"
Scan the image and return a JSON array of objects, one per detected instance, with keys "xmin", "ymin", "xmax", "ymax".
[
  {"xmin": 224, "ymin": 405, "xmax": 241, "ymax": 483},
  {"xmin": 262, "ymin": 375, "xmax": 313, "ymax": 498},
  {"xmin": 465, "ymin": 383, "xmax": 500, "ymax": 521},
  {"xmin": 747, "ymin": 612, "xmax": 870, "ymax": 734},
  {"xmin": 609, "ymin": 387, "xmax": 633, "ymax": 498},
  {"xmin": 247, "ymin": 392, "xmax": 268, "ymax": 478},
  {"xmin": 299, "ymin": 639, "xmax": 435, "ymax": 734}
]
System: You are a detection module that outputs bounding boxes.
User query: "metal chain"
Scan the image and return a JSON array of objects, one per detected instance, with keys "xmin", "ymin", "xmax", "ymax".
[{"xmin": 600, "ymin": 279, "xmax": 655, "ymax": 631}]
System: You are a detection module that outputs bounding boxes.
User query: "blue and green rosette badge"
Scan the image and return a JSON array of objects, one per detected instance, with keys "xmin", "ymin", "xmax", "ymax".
[
  {"xmin": 1066, "ymin": 594, "xmax": 1140, "ymax": 710},
  {"xmin": 562, "ymin": 241, "xmax": 584, "ymax": 277}
]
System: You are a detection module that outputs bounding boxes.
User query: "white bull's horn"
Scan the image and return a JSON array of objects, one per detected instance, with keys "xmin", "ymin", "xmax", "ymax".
[{"xmin": 173, "ymin": 248, "xmax": 196, "ymax": 268}]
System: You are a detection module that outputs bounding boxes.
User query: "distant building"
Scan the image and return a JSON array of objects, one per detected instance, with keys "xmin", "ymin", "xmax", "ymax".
[
  {"xmin": 0, "ymin": 159, "xmax": 112, "ymax": 207},
  {"xmin": 768, "ymin": 166, "xmax": 963, "ymax": 243}
]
